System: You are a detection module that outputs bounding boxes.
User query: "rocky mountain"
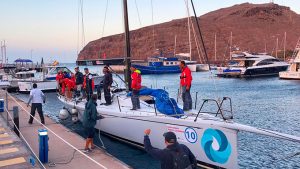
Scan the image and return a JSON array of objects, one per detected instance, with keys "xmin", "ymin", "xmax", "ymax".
[{"xmin": 77, "ymin": 3, "xmax": 300, "ymax": 63}]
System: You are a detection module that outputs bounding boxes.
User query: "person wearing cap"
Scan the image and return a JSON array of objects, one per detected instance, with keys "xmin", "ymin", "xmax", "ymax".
[
  {"xmin": 179, "ymin": 61, "xmax": 193, "ymax": 111},
  {"xmin": 144, "ymin": 129, "xmax": 197, "ymax": 169},
  {"xmin": 101, "ymin": 66, "xmax": 113, "ymax": 105},
  {"xmin": 130, "ymin": 65, "xmax": 142, "ymax": 110},
  {"xmin": 83, "ymin": 68, "xmax": 95, "ymax": 101},
  {"xmin": 74, "ymin": 67, "xmax": 84, "ymax": 98}
]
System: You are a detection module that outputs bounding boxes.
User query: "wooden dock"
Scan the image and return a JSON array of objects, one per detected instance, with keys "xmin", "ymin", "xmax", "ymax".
[{"xmin": 0, "ymin": 90, "xmax": 131, "ymax": 169}]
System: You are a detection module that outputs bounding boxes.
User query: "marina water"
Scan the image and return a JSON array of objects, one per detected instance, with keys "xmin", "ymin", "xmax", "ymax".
[{"xmin": 13, "ymin": 63, "xmax": 300, "ymax": 169}]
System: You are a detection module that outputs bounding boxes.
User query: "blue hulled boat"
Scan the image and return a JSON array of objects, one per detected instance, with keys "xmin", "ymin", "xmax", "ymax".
[{"xmin": 132, "ymin": 56, "xmax": 181, "ymax": 74}]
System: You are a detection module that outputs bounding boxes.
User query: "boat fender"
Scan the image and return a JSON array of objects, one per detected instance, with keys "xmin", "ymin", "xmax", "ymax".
[
  {"xmin": 59, "ymin": 107, "xmax": 69, "ymax": 120},
  {"xmin": 71, "ymin": 107, "xmax": 79, "ymax": 123}
]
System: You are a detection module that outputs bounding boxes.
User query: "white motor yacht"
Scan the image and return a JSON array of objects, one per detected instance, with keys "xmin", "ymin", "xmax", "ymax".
[
  {"xmin": 17, "ymin": 66, "xmax": 72, "ymax": 93},
  {"xmin": 217, "ymin": 52, "xmax": 289, "ymax": 78}
]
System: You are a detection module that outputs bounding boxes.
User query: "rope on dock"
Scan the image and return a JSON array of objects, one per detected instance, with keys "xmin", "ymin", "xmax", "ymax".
[
  {"xmin": 6, "ymin": 91, "xmax": 109, "ymax": 169},
  {"xmin": 4, "ymin": 106, "xmax": 46, "ymax": 169}
]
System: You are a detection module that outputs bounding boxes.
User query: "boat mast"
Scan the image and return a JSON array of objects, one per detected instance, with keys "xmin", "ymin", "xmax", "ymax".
[
  {"xmin": 123, "ymin": 0, "xmax": 131, "ymax": 91},
  {"xmin": 0, "ymin": 41, "xmax": 3, "ymax": 65},
  {"xmin": 229, "ymin": 31, "xmax": 232, "ymax": 60},
  {"xmin": 275, "ymin": 37, "xmax": 278, "ymax": 58},
  {"xmin": 186, "ymin": 1, "xmax": 192, "ymax": 61},
  {"xmin": 174, "ymin": 35, "xmax": 177, "ymax": 56},
  {"xmin": 283, "ymin": 32, "xmax": 286, "ymax": 61},
  {"xmin": 214, "ymin": 33, "xmax": 217, "ymax": 62}
]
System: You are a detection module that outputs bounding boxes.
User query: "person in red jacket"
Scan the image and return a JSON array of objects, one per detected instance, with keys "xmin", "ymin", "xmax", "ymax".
[
  {"xmin": 64, "ymin": 73, "xmax": 76, "ymax": 99},
  {"xmin": 56, "ymin": 70, "xmax": 64, "ymax": 94},
  {"xmin": 130, "ymin": 65, "xmax": 142, "ymax": 110},
  {"xmin": 179, "ymin": 61, "xmax": 193, "ymax": 111}
]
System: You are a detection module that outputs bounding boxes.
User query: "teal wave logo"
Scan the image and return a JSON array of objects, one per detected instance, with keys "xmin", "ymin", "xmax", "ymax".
[{"xmin": 201, "ymin": 129, "xmax": 232, "ymax": 164}]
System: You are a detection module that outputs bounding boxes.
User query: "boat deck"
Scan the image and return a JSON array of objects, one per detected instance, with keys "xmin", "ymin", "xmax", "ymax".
[{"xmin": 0, "ymin": 90, "xmax": 131, "ymax": 169}]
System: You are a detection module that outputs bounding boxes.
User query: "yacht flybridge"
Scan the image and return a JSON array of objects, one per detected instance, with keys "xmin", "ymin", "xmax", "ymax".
[{"xmin": 58, "ymin": 0, "xmax": 300, "ymax": 168}]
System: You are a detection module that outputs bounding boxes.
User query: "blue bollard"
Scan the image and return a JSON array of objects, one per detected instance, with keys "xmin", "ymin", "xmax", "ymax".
[
  {"xmin": 38, "ymin": 129, "xmax": 48, "ymax": 163},
  {"xmin": 0, "ymin": 99, "xmax": 4, "ymax": 112}
]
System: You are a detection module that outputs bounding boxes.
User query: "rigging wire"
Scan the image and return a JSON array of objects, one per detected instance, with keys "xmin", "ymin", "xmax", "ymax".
[
  {"xmin": 4, "ymin": 106, "xmax": 46, "ymax": 169},
  {"xmin": 6, "ymin": 92, "xmax": 108, "ymax": 169},
  {"xmin": 183, "ymin": 0, "xmax": 205, "ymax": 63},
  {"xmin": 134, "ymin": 0, "xmax": 142, "ymax": 27},
  {"xmin": 80, "ymin": 0, "xmax": 86, "ymax": 49},
  {"xmin": 151, "ymin": 0, "xmax": 156, "ymax": 51},
  {"xmin": 150, "ymin": 0, "xmax": 158, "ymax": 88},
  {"xmin": 98, "ymin": 0, "xmax": 109, "ymax": 58},
  {"xmin": 189, "ymin": 0, "xmax": 220, "ymax": 101},
  {"xmin": 77, "ymin": 0, "xmax": 80, "ymax": 55}
]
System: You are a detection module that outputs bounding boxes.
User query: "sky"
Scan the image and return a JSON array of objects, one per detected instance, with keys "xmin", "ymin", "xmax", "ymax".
[{"xmin": 0, "ymin": 0, "xmax": 299, "ymax": 63}]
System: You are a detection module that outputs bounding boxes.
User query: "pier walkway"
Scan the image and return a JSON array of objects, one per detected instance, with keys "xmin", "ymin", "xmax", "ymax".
[{"xmin": 0, "ymin": 90, "xmax": 131, "ymax": 169}]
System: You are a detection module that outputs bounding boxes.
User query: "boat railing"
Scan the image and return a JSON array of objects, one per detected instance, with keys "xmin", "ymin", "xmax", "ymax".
[{"xmin": 194, "ymin": 97, "xmax": 233, "ymax": 122}]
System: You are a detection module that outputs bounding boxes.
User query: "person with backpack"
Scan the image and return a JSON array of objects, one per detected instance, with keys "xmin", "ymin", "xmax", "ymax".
[
  {"xmin": 82, "ymin": 94, "xmax": 104, "ymax": 152},
  {"xmin": 144, "ymin": 129, "xmax": 197, "ymax": 169}
]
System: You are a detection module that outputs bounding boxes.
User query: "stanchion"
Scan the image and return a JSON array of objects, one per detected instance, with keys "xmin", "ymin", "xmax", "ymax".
[
  {"xmin": 13, "ymin": 106, "xmax": 20, "ymax": 137},
  {"xmin": 6, "ymin": 90, "xmax": 8, "ymax": 126},
  {"xmin": 38, "ymin": 129, "xmax": 48, "ymax": 163}
]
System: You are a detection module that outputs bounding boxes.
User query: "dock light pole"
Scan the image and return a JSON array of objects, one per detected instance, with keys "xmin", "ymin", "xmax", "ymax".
[{"xmin": 123, "ymin": 0, "xmax": 132, "ymax": 92}]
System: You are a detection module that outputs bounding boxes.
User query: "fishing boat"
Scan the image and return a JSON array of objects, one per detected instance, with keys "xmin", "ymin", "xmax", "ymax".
[
  {"xmin": 216, "ymin": 52, "xmax": 289, "ymax": 78},
  {"xmin": 58, "ymin": 1, "xmax": 300, "ymax": 168},
  {"xmin": 279, "ymin": 38, "xmax": 300, "ymax": 80},
  {"xmin": 132, "ymin": 55, "xmax": 181, "ymax": 74}
]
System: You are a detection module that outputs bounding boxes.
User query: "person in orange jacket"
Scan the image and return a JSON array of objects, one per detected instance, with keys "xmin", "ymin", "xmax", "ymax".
[
  {"xmin": 56, "ymin": 70, "xmax": 64, "ymax": 94},
  {"xmin": 83, "ymin": 68, "xmax": 94, "ymax": 101},
  {"xmin": 130, "ymin": 65, "xmax": 142, "ymax": 110},
  {"xmin": 179, "ymin": 61, "xmax": 193, "ymax": 111}
]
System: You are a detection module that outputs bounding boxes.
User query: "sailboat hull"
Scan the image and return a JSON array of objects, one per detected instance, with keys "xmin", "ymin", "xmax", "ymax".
[{"xmin": 59, "ymin": 96, "xmax": 238, "ymax": 169}]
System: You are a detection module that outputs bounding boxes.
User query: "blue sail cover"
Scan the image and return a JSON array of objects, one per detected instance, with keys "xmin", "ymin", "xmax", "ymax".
[{"xmin": 128, "ymin": 88, "xmax": 184, "ymax": 117}]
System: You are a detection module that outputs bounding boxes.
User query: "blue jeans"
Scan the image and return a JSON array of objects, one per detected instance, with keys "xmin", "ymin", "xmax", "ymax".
[
  {"xmin": 131, "ymin": 90, "xmax": 140, "ymax": 109},
  {"xmin": 182, "ymin": 86, "xmax": 192, "ymax": 111}
]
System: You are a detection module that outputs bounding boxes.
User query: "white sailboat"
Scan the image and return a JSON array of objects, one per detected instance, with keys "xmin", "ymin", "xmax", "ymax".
[
  {"xmin": 279, "ymin": 38, "xmax": 300, "ymax": 80},
  {"xmin": 59, "ymin": 1, "xmax": 300, "ymax": 168}
]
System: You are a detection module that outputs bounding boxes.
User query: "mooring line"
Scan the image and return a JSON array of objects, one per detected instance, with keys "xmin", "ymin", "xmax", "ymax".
[
  {"xmin": 4, "ymin": 106, "xmax": 46, "ymax": 169},
  {"xmin": 5, "ymin": 91, "xmax": 108, "ymax": 169}
]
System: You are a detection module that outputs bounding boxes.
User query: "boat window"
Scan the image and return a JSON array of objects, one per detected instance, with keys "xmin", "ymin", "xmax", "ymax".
[
  {"xmin": 245, "ymin": 60, "xmax": 255, "ymax": 67},
  {"xmin": 170, "ymin": 62, "xmax": 173, "ymax": 65},
  {"xmin": 51, "ymin": 69, "xmax": 58, "ymax": 75},
  {"xmin": 256, "ymin": 59, "xmax": 277, "ymax": 66},
  {"xmin": 238, "ymin": 61, "xmax": 245, "ymax": 67}
]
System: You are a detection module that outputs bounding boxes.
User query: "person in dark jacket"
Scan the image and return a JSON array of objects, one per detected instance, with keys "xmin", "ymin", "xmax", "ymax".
[
  {"xmin": 102, "ymin": 66, "xmax": 113, "ymax": 105},
  {"xmin": 82, "ymin": 94, "xmax": 99, "ymax": 152},
  {"xmin": 144, "ymin": 129, "xmax": 197, "ymax": 169},
  {"xmin": 83, "ymin": 68, "xmax": 94, "ymax": 101},
  {"xmin": 75, "ymin": 67, "xmax": 84, "ymax": 98}
]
